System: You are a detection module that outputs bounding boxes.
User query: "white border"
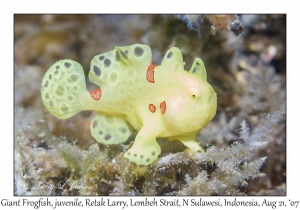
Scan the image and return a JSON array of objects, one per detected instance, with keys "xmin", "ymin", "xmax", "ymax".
[{"xmin": 1, "ymin": 0, "xmax": 297, "ymax": 209}]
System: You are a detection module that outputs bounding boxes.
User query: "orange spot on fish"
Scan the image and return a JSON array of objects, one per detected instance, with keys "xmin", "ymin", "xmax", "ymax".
[
  {"xmin": 85, "ymin": 119, "xmax": 91, "ymax": 126},
  {"xmin": 90, "ymin": 88, "xmax": 102, "ymax": 101},
  {"xmin": 146, "ymin": 63, "xmax": 157, "ymax": 83},
  {"xmin": 148, "ymin": 104, "xmax": 156, "ymax": 113},
  {"xmin": 160, "ymin": 101, "xmax": 166, "ymax": 114}
]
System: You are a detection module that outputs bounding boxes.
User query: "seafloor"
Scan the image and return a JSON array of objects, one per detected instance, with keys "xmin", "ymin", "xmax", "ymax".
[{"xmin": 14, "ymin": 14, "xmax": 286, "ymax": 195}]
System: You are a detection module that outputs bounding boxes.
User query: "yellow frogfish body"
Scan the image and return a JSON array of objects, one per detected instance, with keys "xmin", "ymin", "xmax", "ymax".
[{"xmin": 41, "ymin": 44, "xmax": 217, "ymax": 166}]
